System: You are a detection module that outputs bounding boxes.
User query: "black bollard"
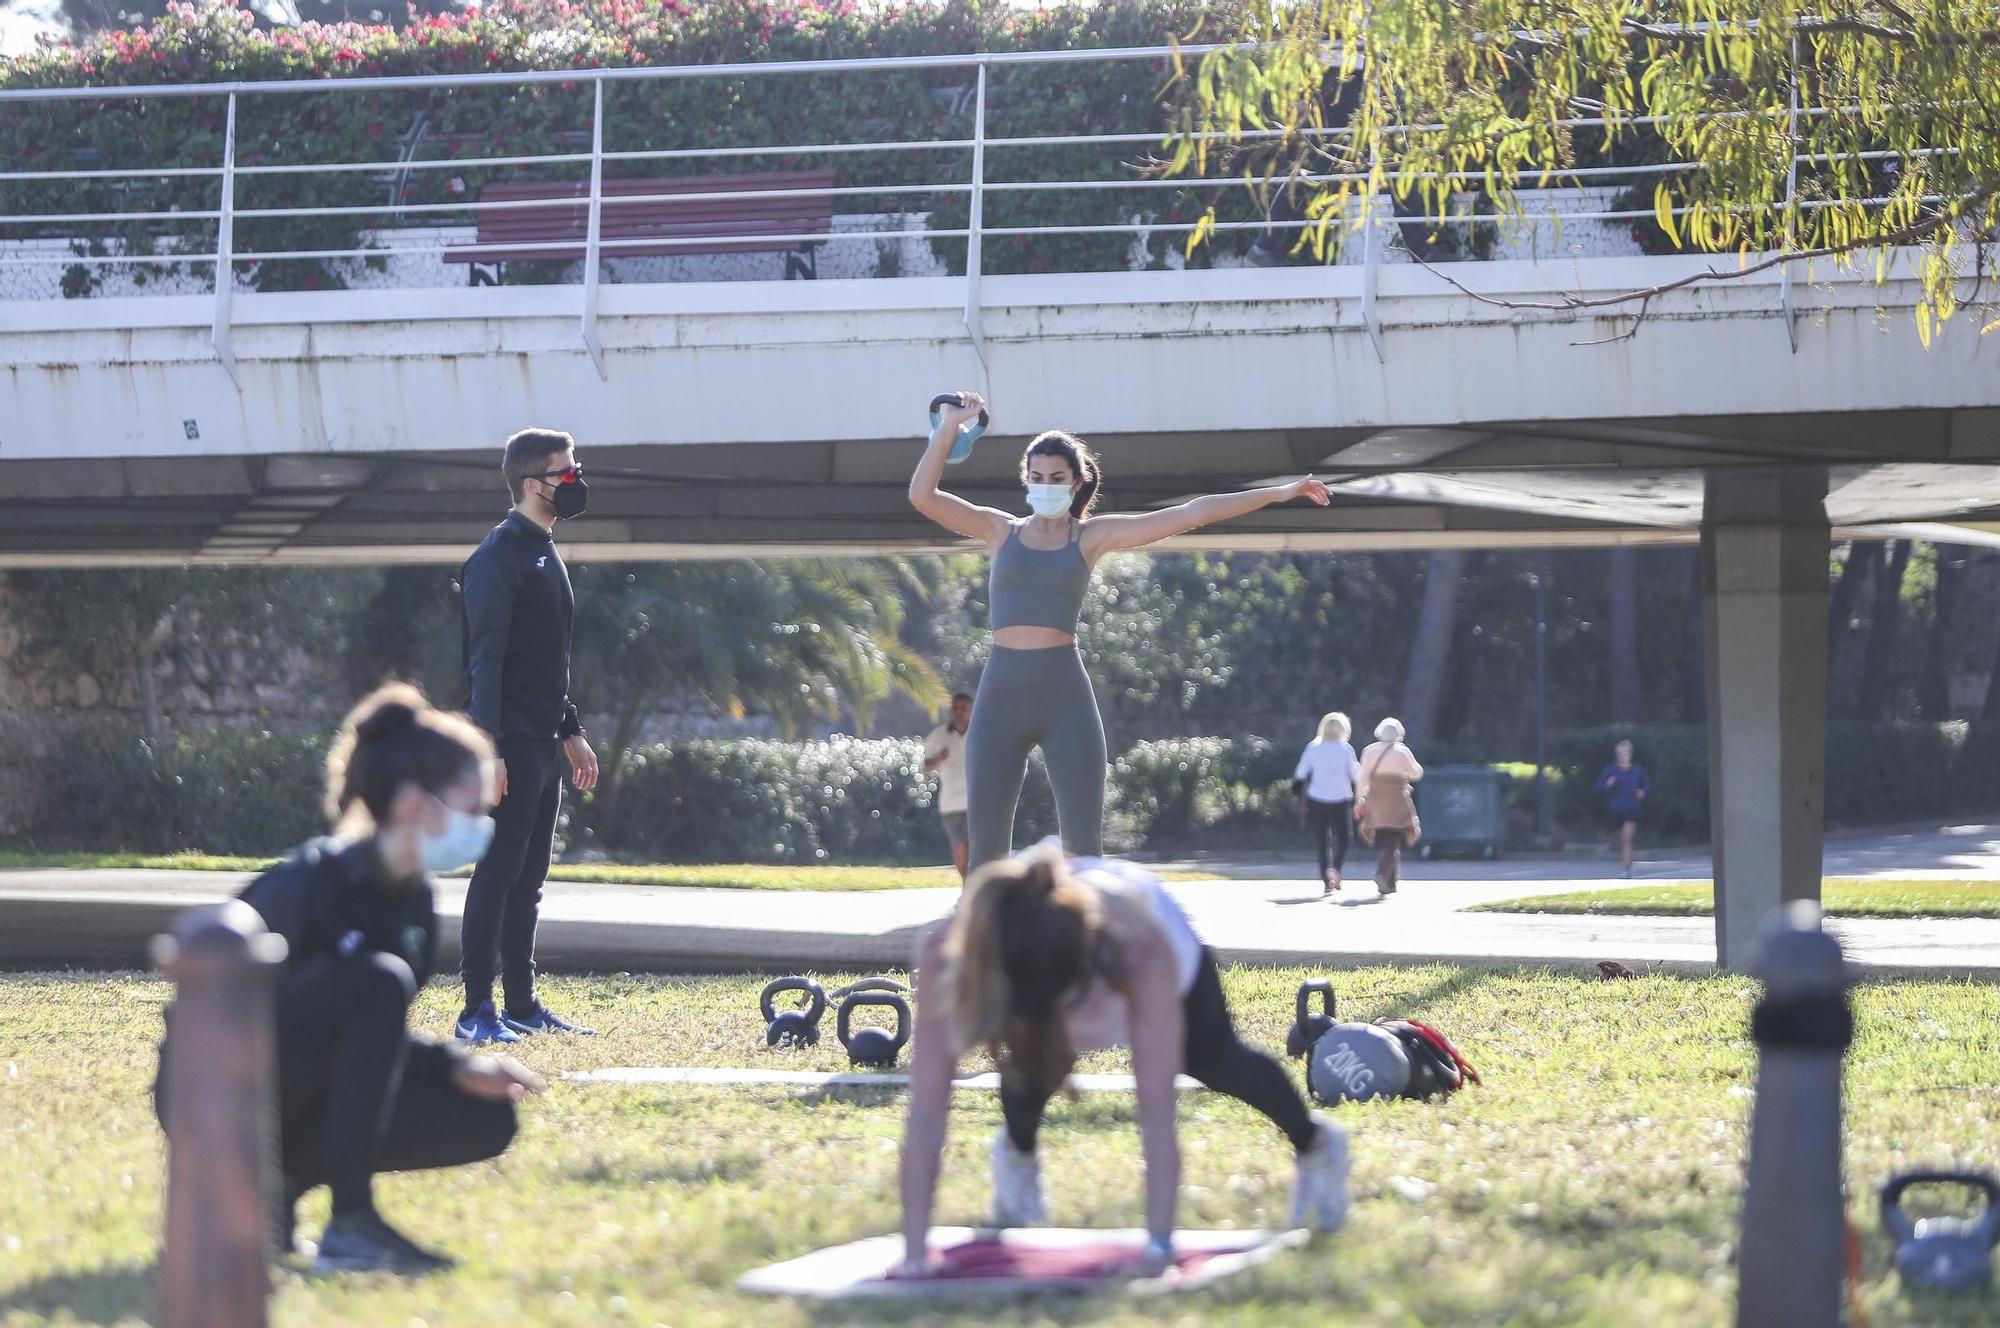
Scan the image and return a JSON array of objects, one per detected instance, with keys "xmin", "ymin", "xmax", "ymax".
[
  {"xmin": 153, "ymin": 900, "xmax": 287, "ymax": 1328},
  {"xmin": 1736, "ymin": 900, "xmax": 1853, "ymax": 1328}
]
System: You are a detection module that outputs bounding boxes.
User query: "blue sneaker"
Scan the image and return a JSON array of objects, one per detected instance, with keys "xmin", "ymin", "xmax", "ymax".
[
  {"xmin": 453, "ymin": 1000, "xmax": 522, "ymax": 1046},
  {"xmin": 502, "ymin": 1003, "xmax": 595, "ymax": 1036}
]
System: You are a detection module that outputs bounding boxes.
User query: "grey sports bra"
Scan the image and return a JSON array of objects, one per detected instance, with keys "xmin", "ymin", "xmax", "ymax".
[{"xmin": 989, "ymin": 520, "xmax": 1090, "ymax": 633}]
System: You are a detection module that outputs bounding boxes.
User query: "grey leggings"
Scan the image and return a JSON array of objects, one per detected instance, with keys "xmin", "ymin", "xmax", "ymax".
[{"xmin": 966, "ymin": 644, "xmax": 1107, "ymax": 869}]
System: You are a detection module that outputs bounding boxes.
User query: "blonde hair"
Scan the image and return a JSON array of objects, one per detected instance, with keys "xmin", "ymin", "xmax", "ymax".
[
  {"xmin": 1316, "ymin": 711, "xmax": 1351, "ymax": 743},
  {"xmin": 943, "ymin": 845, "xmax": 1108, "ymax": 1093},
  {"xmin": 1375, "ymin": 716, "xmax": 1406, "ymax": 743}
]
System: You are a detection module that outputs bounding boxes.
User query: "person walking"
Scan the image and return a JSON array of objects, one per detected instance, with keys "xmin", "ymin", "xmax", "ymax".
[
  {"xmin": 1293, "ymin": 711, "xmax": 1361, "ymax": 894},
  {"xmin": 1595, "ymin": 739, "xmax": 1652, "ymax": 878},
  {"xmin": 156, "ymin": 684, "xmax": 543, "ymax": 1273},
  {"xmin": 456, "ymin": 427, "xmax": 599, "ymax": 1045},
  {"xmin": 1355, "ymin": 717, "xmax": 1424, "ymax": 897},
  {"xmin": 909, "ymin": 390, "xmax": 1329, "ymax": 871},
  {"xmin": 893, "ymin": 845, "xmax": 1348, "ymax": 1278},
  {"xmin": 923, "ymin": 692, "xmax": 975, "ymax": 880}
]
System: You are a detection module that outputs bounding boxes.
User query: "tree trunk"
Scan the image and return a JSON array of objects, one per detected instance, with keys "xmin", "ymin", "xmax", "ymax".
[
  {"xmin": 136, "ymin": 638, "xmax": 163, "ymax": 749},
  {"xmin": 1858, "ymin": 539, "xmax": 1912, "ymax": 721},
  {"xmin": 1826, "ymin": 542, "xmax": 1880, "ymax": 718},
  {"xmin": 1922, "ymin": 545, "xmax": 1961, "ymax": 720},
  {"xmin": 1608, "ymin": 547, "xmax": 1642, "ymax": 723},
  {"xmin": 1400, "ymin": 549, "xmax": 1466, "ymax": 743},
  {"xmin": 1682, "ymin": 548, "xmax": 1705, "ymax": 723}
]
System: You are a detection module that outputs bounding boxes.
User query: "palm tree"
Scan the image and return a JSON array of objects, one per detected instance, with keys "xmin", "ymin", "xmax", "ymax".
[{"xmin": 567, "ymin": 559, "xmax": 945, "ymax": 831}]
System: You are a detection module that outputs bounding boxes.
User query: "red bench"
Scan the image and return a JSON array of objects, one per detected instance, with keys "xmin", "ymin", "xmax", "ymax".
[{"xmin": 443, "ymin": 170, "xmax": 838, "ymax": 280}]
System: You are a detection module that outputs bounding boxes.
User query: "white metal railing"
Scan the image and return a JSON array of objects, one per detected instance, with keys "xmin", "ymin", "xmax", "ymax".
[{"xmin": 0, "ymin": 40, "xmax": 1918, "ymax": 377}]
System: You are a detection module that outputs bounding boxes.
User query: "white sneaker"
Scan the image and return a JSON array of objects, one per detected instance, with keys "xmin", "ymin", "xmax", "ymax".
[
  {"xmin": 989, "ymin": 1130, "xmax": 1048, "ymax": 1227},
  {"xmin": 1289, "ymin": 1112, "xmax": 1350, "ymax": 1232}
]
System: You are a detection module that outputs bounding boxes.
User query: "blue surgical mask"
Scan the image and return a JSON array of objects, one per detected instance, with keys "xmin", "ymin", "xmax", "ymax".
[
  {"xmin": 1025, "ymin": 483, "xmax": 1073, "ymax": 518},
  {"xmin": 422, "ymin": 805, "xmax": 496, "ymax": 872}
]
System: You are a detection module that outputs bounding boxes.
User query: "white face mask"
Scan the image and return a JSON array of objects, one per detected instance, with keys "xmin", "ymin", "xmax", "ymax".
[
  {"xmin": 1025, "ymin": 483, "xmax": 1073, "ymax": 518},
  {"xmin": 422, "ymin": 805, "xmax": 496, "ymax": 873}
]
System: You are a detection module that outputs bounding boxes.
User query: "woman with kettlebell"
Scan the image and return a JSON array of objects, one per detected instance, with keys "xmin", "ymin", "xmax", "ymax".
[
  {"xmin": 894, "ymin": 844, "xmax": 1349, "ymax": 1276},
  {"xmin": 155, "ymin": 684, "xmax": 543, "ymax": 1274},
  {"xmin": 910, "ymin": 391, "xmax": 1331, "ymax": 871}
]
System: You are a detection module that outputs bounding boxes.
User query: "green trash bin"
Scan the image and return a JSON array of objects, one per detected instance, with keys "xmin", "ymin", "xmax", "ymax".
[{"xmin": 1413, "ymin": 765, "xmax": 1508, "ymax": 859}]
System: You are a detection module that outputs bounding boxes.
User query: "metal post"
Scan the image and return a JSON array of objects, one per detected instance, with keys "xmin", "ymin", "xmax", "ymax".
[
  {"xmin": 962, "ymin": 60, "xmax": 991, "ymax": 380},
  {"xmin": 1360, "ymin": 188, "xmax": 1385, "ymax": 363},
  {"xmin": 211, "ymin": 92, "xmax": 240, "ymax": 388},
  {"xmin": 581, "ymin": 76, "xmax": 608, "ymax": 380},
  {"xmin": 154, "ymin": 900, "xmax": 287, "ymax": 1328},
  {"xmin": 1779, "ymin": 35, "xmax": 1801, "ymax": 353},
  {"xmin": 1532, "ymin": 557, "xmax": 1550, "ymax": 845},
  {"xmin": 1736, "ymin": 901, "xmax": 1851, "ymax": 1328}
]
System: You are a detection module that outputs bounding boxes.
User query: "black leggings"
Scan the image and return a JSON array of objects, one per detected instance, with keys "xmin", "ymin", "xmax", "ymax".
[
  {"xmin": 274, "ymin": 953, "xmax": 517, "ymax": 1217},
  {"xmin": 462, "ymin": 735, "xmax": 564, "ymax": 1016},
  {"xmin": 1000, "ymin": 947, "xmax": 1318, "ymax": 1155},
  {"xmin": 1305, "ymin": 798, "xmax": 1353, "ymax": 876}
]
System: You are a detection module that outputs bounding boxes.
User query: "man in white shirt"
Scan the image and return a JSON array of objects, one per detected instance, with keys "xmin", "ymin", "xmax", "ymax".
[{"xmin": 923, "ymin": 693, "xmax": 974, "ymax": 879}]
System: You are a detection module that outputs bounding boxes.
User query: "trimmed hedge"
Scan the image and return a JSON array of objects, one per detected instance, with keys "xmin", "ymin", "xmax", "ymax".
[
  {"xmin": 3, "ymin": 0, "xmax": 1226, "ymax": 291},
  {"xmin": 16, "ymin": 721, "xmax": 1988, "ymax": 861}
]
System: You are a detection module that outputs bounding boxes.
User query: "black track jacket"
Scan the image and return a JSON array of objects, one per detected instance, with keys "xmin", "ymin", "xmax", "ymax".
[{"xmin": 460, "ymin": 510, "xmax": 583, "ymax": 744}]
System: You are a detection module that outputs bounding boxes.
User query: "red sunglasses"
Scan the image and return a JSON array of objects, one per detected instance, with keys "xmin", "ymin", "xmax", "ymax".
[{"xmin": 535, "ymin": 464, "xmax": 584, "ymax": 485}]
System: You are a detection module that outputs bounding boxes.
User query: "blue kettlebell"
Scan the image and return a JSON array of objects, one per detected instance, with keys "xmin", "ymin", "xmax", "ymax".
[
  {"xmin": 838, "ymin": 991, "xmax": 911, "ymax": 1068},
  {"xmin": 1882, "ymin": 1170, "xmax": 2000, "ymax": 1292},
  {"xmin": 760, "ymin": 976, "xmax": 827, "ymax": 1048},
  {"xmin": 929, "ymin": 392, "xmax": 989, "ymax": 464}
]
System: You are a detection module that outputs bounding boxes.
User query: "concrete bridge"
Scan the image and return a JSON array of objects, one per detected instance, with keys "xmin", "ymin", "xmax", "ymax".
[{"xmin": 6, "ymin": 47, "xmax": 2000, "ymax": 966}]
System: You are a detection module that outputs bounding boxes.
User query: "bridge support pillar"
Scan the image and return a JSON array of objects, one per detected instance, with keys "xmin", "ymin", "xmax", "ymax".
[{"xmin": 1701, "ymin": 467, "xmax": 1830, "ymax": 970}]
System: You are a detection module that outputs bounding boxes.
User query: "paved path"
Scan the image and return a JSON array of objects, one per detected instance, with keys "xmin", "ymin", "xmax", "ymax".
[{"xmin": 3, "ymin": 822, "xmax": 1997, "ymax": 976}]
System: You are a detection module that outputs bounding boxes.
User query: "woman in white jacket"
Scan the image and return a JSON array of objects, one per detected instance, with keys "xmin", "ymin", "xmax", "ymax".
[
  {"xmin": 1293, "ymin": 712, "xmax": 1361, "ymax": 893},
  {"xmin": 1355, "ymin": 717, "xmax": 1424, "ymax": 897}
]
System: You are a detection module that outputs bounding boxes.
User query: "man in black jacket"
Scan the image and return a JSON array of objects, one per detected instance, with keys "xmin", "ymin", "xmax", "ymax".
[{"xmin": 455, "ymin": 427, "xmax": 600, "ymax": 1044}]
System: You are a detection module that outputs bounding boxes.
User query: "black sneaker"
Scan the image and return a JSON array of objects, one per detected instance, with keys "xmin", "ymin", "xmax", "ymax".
[
  {"xmin": 503, "ymin": 1003, "xmax": 595, "ymax": 1036},
  {"xmin": 313, "ymin": 1212, "xmax": 455, "ymax": 1275}
]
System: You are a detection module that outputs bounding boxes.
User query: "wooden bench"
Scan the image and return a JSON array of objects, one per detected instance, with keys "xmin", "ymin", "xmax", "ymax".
[{"xmin": 443, "ymin": 170, "xmax": 837, "ymax": 281}]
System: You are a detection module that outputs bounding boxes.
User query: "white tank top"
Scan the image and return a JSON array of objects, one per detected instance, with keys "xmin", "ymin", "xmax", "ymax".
[{"xmin": 1069, "ymin": 854, "xmax": 1204, "ymax": 996}]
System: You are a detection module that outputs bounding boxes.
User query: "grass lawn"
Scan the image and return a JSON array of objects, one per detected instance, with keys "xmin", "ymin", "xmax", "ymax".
[
  {"xmin": 4, "ymin": 966, "xmax": 1998, "ymax": 1326},
  {"xmin": 0, "ymin": 852, "xmax": 1218, "ymax": 892},
  {"xmin": 1475, "ymin": 877, "xmax": 2000, "ymax": 919}
]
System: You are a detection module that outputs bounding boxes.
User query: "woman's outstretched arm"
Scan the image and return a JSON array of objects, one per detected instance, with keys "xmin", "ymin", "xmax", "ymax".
[
  {"xmin": 1082, "ymin": 477, "xmax": 1329, "ymax": 559},
  {"xmin": 908, "ymin": 390, "xmax": 1012, "ymax": 546}
]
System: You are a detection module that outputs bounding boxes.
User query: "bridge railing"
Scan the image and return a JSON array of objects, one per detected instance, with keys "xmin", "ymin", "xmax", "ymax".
[{"xmin": 0, "ymin": 41, "xmax": 1867, "ymax": 374}]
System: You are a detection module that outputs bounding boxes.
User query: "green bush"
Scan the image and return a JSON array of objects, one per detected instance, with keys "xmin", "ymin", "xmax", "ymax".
[
  {"xmin": 13, "ymin": 720, "xmax": 1983, "ymax": 862},
  {"xmin": 34, "ymin": 725, "xmax": 328, "ymax": 855}
]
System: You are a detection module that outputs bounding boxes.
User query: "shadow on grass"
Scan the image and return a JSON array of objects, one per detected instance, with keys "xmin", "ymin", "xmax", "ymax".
[{"xmin": 0, "ymin": 1260, "xmax": 154, "ymax": 1326}]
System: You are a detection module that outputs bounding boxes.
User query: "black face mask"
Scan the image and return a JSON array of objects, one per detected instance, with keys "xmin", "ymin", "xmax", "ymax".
[{"xmin": 550, "ymin": 479, "xmax": 588, "ymax": 521}]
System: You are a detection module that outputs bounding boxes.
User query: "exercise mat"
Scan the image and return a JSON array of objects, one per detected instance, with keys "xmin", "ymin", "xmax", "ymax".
[{"xmin": 737, "ymin": 1226, "xmax": 1307, "ymax": 1299}]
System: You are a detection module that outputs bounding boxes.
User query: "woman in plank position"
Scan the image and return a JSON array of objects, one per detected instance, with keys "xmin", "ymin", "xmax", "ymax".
[
  {"xmin": 909, "ymin": 390, "xmax": 1330, "ymax": 873},
  {"xmin": 895, "ymin": 846, "xmax": 1349, "ymax": 1275}
]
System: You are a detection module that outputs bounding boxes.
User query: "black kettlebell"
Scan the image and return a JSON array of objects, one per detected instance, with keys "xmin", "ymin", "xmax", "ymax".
[
  {"xmin": 1882, "ymin": 1170, "xmax": 2000, "ymax": 1292},
  {"xmin": 1286, "ymin": 978, "xmax": 1338, "ymax": 1059},
  {"xmin": 838, "ymin": 991, "xmax": 911, "ymax": 1068},
  {"xmin": 760, "ymin": 976, "xmax": 827, "ymax": 1048}
]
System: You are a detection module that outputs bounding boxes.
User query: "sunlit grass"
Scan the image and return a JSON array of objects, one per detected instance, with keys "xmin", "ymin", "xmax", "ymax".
[
  {"xmin": 3, "ymin": 966, "xmax": 1997, "ymax": 1326},
  {"xmin": 1474, "ymin": 878, "xmax": 2000, "ymax": 918},
  {"xmin": 0, "ymin": 853, "xmax": 1217, "ymax": 891}
]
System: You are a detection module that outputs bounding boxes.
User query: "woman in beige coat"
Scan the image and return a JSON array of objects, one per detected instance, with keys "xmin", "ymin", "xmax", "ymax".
[{"xmin": 1354, "ymin": 717, "xmax": 1423, "ymax": 897}]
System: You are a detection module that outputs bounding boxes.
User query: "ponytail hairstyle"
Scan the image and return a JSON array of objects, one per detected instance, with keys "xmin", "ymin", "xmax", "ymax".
[
  {"xmin": 1022, "ymin": 430, "xmax": 1104, "ymax": 520},
  {"xmin": 944, "ymin": 845, "xmax": 1111, "ymax": 1094},
  {"xmin": 324, "ymin": 682, "xmax": 495, "ymax": 832}
]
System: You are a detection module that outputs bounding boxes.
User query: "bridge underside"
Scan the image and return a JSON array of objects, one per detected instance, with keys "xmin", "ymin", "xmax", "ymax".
[{"xmin": 6, "ymin": 417, "xmax": 2000, "ymax": 565}]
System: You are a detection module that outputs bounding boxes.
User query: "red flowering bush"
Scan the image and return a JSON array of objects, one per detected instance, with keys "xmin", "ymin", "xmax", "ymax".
[{"xmin": 2, "ymin": 0, "xmax": 1229, "ymax": 290}]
